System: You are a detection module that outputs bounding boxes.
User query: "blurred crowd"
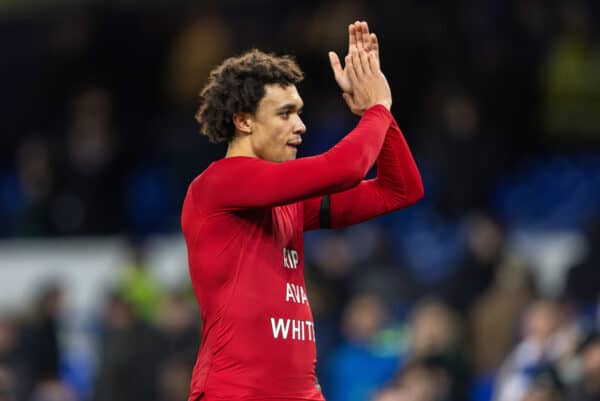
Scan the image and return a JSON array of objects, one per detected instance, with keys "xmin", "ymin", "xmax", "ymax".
[
  {"xmin": 2, "ymin": 0, "xmax": 600, "ymax": 237},
  {"xmin": 306, "ymin": 214, "xmax": 600, "ymax": 401},
  {"xmin": 1, "ymin": 0, "xmax": 600, "ymax": 400},
  {"xmin": 1, "ymin": 220, "xmax": 600, "ymax": 401},
  {"xmin": 0, "ymin": 244, "xmax": 200, "ymax": 401}
]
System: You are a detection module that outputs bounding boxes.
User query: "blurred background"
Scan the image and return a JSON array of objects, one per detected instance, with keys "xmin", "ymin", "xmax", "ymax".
[{"xmin": 1, "ymin": 0, "xmax": 600, "ymax": 400}]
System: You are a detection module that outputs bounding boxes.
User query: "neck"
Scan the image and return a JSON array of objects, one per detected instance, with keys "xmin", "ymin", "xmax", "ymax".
[{"xmin": 225, "ymin": 136, "xmax": 256, "ymax": 158}]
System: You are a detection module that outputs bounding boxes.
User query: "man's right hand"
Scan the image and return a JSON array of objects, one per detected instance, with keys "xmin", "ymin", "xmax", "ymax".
[
  {"xmin": 329, "ymin": 21, "xmax": 381, "ymax": 115},
  {"xmin": 343, "ymin": 48, "xmax": 392, "ymax": 114}
]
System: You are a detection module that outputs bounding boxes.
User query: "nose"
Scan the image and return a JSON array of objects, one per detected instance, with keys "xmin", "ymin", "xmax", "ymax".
[{"xmin": 294, "ymin": 115, "xmax": 306, "ymax": 135}]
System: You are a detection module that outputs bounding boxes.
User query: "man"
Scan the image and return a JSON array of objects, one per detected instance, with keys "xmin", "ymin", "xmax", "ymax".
[{"xmin": 181, "ymin": 21, "xmax": 423, "ymax": 401}]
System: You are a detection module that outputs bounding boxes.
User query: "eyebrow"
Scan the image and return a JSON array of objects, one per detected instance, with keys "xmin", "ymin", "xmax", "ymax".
[{"xmin": 276, "ymin": 103, "xmax": 303, "ymax": 112}]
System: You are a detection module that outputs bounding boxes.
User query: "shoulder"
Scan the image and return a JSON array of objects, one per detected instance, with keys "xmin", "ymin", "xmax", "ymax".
[
  {"xmin": 189, "ymin": 157, "xmax": 249, "ymax": 187},
  {"xmin": 198, "ymin": 157, "xmax": 266, "ymax": 182},
  {"xmin": 186, "ymin": 157, "xmax": 265, "ymax": 207}
]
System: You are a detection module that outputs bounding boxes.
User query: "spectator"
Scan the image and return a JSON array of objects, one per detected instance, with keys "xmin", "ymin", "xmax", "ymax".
[
  {"xmin": 417, "ymin": 87, "xmax": 507, "ymax": 218},
  {"xmin": 0, "ymin": 365, "xmax": 16, "ymax": 401},
  {"xmin": 92, "ymin": 293, "xmax": 158, "ymax": 401},
  {"xmin": 116, "ymin": 239, "xmax": 163, "ymax": 322},
  {"xmin": 470, "ymin": 257, "xmax": 537, "ymax": 375},
  {"xmin": 19, "ymin": 283, "xmax": 64, "ymax": 399},
  {"xmin": 53, "ymin": 87, "xmax": 122, "ymax": 235},
  {"xmin": 565, "ymin": 218, "xmax": 600, "ymax": 308},
  {"xmin": 494, "ymin": 299, "xmax": 564, "ymax": 401},
  {"xmin": 406, "ymin": 299, "xmax": 470, "ymax": 401},
  {"xmin": 371, "ymin": 358, "xmax": 451, "ymax": 401},
  {"xmin": 444, "ymin": 212, "xmax": 506, "ymax": 312},
  {"xmin": 520, "ymin": 365, "xmax": 564, "ymax": 401},
  {"xmin": 28, "ymin": 380, "xmax": 77, "ymax": 401},
  {"xmin": 164, "ymin": 10, "xmax": 231, "ymax": 108},
  {"xmin": 157, "ymin": 358, "xmax": 193, "ymax": 401},
  {"xmin": 565, "ymin": 332, "xmax": 600, "ymax": 401},
  {"xmin": 540, "ymin": 1, "xmax": 600, "ymax": 143},
  {"xmin": 154, "ymin": 288, "xmax": 200, "ymax": 362},
  {"xmin": 324, "ymin": 293, "xmax": 400, "ymax": 401},
  {"xmin": 0, "ymin": 316, "xmax": 25, "ymax": 401},
  {"xmin": 13, "ymin": 136, "xmax": 55, "ymax": 236}
]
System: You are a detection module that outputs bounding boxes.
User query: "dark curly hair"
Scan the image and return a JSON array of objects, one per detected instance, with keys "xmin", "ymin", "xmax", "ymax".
[{"xmin": 195, "ymin": 49, "xmax": 304, "ymax": 143}]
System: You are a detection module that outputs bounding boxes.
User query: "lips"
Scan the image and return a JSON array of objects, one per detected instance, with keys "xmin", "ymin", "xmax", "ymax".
[{"xmin": 287, "ymin": 138, "xmax": 302, "ymax": 147}]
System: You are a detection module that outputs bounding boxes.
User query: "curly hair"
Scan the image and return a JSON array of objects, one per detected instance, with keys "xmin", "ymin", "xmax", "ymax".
[{"xmin": 195, "ymin": 49, "xmax": 304, "ymax": 143}]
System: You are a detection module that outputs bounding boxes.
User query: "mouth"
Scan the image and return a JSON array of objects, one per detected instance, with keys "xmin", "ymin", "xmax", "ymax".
[{"xmin": 286, "ymin": 138, "xmax": 302, "ymax": 150}]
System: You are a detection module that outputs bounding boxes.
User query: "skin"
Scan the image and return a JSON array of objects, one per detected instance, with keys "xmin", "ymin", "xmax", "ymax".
[
  {"xmin": 227, "ymin": 84, "xmax": 306, "ymax": 163},
  {"xmin": 329, "ymin": 21, "xmax": 383, "ymax": 115},
  {"xmin": 227, "ymin": 20, "xmax": 390, "ymax": 163}
]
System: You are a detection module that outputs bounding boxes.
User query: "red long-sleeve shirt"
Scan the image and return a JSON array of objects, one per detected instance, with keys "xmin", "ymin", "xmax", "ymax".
[{"xmin": 181, "ymin": 105, "xmax": 423, "ymax": 401}]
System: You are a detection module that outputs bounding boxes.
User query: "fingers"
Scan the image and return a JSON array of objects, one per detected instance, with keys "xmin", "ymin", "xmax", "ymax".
[
  {"xmin": 368, "ymin": 51, "xmax": 379, "ymax": 74},
  {"xmin": 354, "ymin": 21, "xmax": 364, "ymax": 51},
  {"xmin": 351, "ymin": 50, "xmax": 366, "ymax": 79},
  {"xmin": 358, "ymin": 48, "xmax": 372, "ymax": 75},
  {"xmin": 348, "ymin": 23, "xmax": 357, "ymax": 53},
  {"xmin": 367, "ymin": 38, "xmax": 380, "ymax": 72},
  {"xmin": 350, "ymin": 47, "xmax": 375, "ymax": 83},
  {"xmin": 346, "ymin": 21, "xmax": 379, "ymax": 77},
  {"xmin": 360, "ymin": 22, "xmax": 370, "ymax": 51},
  {"xmin": 370, "ymin": 33, "xmax": 379, "ymax": 61},
  {"xmin": 350, "ymin": 21, "xmax": 376, "ymax": 55},
  {"xmin": 346, "ymin": 54, "xmax": 359, "ymax": 84},
  {"xmin": 328, "ymin": 51, "xmax": 343, "ymax": 78}
]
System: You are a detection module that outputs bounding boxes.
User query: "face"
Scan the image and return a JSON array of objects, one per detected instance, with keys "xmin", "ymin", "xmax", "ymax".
[{"xmin": 250, "ymin": 84, "xmax": 306, "ymax": 162}]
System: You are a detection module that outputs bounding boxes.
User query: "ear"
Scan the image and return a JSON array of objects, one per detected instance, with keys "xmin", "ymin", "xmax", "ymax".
[{"xmin": 232, "ymin": 112, "xmax": 253, "ymax": 134}]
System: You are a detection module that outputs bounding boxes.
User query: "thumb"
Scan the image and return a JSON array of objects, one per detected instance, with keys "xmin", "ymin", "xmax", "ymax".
[{"xmin": 328, "ymin": 51, "xmax": 343, "ymax": 77}]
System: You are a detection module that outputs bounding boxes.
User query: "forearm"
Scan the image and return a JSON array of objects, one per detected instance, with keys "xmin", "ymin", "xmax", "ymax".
[
  {"xmin": 321, "ymin": 104, "xmax": 392, "ymax": 190},
  {"xmin": 304, "ymin": 116, "xmax": 423, "ymax": 230},
  {"xmin": 371, "ymin": 117, "xmax": 424, "ymax": 208}
]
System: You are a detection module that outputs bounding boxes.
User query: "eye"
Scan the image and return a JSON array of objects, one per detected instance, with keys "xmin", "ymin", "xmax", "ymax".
[{"xmin": 279, "ymin": 111, "xmax": 290, "ymax": 119}]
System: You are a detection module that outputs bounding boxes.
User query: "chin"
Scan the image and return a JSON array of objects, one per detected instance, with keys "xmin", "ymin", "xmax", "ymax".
[
  {"xmin": 274, "ymin": 152, "xmax": 297, "ymax": 163},
  {"xmin": 286, "ymin": 148, "xmax": 298, "ymax": 161},
  {"xmin": 267, "ymin": 147, "xmax": 297, "ymax": 162}
]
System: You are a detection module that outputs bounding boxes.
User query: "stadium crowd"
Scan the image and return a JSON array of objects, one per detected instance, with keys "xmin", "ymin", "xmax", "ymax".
[{"xmin": 1, "ymin": 0, "xmax": 600, "ymax": 400}]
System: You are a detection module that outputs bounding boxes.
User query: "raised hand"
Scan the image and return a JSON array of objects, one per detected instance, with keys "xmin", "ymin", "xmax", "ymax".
[
  {"xmin": 329, "ymin": 21, "xmax": 380, "ymax": 95},
  {"xmin": 342, "ymin": 47, "xmax": 391, "ymax": 115}
]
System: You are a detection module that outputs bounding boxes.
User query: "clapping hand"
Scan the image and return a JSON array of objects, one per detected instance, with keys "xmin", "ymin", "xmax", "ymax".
[
  {"xmin": 342, "ymin": 44, "xmax": 391, "ymax": 114},
  {"xmin": 329, "ymin": 21, "xmax": 384, "ymax": 115}
]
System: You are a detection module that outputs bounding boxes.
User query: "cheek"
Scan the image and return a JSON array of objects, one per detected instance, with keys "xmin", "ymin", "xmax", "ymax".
[
  {"xmin": 258, "ymin": 122, "xmax": 288, "ymax": 146},
  {"xmin": 252, "ymin": 122, "xmax": 289, "ymax": 159}
]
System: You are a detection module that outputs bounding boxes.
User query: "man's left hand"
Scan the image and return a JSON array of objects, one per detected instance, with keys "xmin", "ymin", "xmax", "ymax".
[
  {"xmin": 329, "ymin": 21, "xmax": 379, "ymax": 94},
  {"xmin": 329, "ymin": 21, "xmax": 380, "ymax": 115}
]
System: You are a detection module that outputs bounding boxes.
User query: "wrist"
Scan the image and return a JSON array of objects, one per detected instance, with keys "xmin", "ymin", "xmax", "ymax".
[{"xmin": 375, "ymin": 100, "xmax": 392, "ymax": 111}]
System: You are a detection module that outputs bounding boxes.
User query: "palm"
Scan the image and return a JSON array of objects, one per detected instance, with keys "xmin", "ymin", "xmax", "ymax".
[{"xmin": 329, "ymin": 21, "xmax": 380, "ymax": 94}]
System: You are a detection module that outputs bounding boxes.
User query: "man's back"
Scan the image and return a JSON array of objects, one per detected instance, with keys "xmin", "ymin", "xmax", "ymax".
[{"xmin": 182, "ymin": 157, "xmax": 323, "ymax": 401}]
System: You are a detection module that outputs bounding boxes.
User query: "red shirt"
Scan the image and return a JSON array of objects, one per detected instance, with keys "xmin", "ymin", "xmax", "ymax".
[{"xmin": 181, "ymin": 105, "xmax": 423, "ymax": 401}]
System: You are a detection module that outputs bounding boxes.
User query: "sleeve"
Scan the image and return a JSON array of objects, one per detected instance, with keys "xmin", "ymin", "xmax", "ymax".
[
  {"xmin": 303, "ymin": 115, "xmax": 424, "ymax": 231},
  {"xmin": 196, "ymin": 105, "xmax": 393, "ymax": 210}
]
